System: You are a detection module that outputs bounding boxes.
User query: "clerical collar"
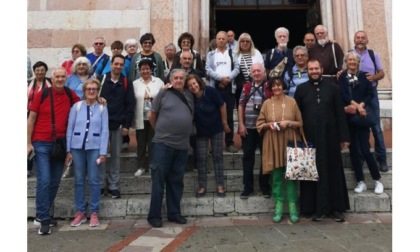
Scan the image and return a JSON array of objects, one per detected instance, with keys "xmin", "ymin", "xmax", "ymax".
[{"xmin": 310, "ymin": 77, "xmax": 323, "ymax": 85}]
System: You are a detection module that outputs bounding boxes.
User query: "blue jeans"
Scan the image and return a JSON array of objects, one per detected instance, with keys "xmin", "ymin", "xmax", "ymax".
[
  {"xmin": 370, "ymin": 88, "xmax": 387, "ymax": 163},
  {"xmin": 101, "ymin": 128, "xmax": 121, "ymax": 190},
  {"xmin": 71, "ymin": 148, "xmax": 102, "ymax": 213},
  {"xmin": 33, "ymin": 141, "xmax": 64, "ymax": 221},
  {"xmin": 241, "ymin": 128, "xmax": 271, "ymax": 193},
  {"xmin": 147, "ymin": 142, "xmax": 188, "ymax": 221}
]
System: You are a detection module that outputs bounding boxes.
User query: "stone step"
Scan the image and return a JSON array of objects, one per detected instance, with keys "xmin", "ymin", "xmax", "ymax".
[
  {"xmin": 115, "ymin": 149, "xmax": 392, "ymax": 173},
  {"xmin": 27, "ymin": 149, "xmax": 392, "ymax": 219},
  {"xmin": 27, "ymin": 190, "xmax": 391, "ymax": 219},
  {"xmin": 27, "ymin": 169, "xmax": 392, "ymax": 198}
]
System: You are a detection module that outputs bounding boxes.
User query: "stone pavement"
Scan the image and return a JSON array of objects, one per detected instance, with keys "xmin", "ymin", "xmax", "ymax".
[{"xmin": 27, "ymin": 213, "xmax": 392, "ymax": 252}]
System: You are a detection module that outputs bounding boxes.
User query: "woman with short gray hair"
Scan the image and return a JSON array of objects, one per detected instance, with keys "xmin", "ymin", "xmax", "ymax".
[{"xmin": 65, "ymin": 56, "xmax": 94, "ymax": 99}]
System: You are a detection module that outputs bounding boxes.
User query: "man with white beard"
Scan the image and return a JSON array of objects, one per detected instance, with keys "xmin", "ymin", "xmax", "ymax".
[
  {"xmin": 308, "ymin": 25, "xmax": 344, "ymax": 84},
  {"xmin": 264, "ymin": 27, "xmax": 295, "ymax": 79}
]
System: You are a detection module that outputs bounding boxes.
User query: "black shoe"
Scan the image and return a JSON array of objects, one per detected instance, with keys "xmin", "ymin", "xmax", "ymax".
[
  {"xmin": 148, "ymin": 218, "xmax": 162, "ymax": 228},
  {"xmin": 108, "ymin": 189, "xmax": 121, "ymax": 199},
  {"xmin": 330, "ymin": 211, "xmax": 345, "ymax": 222},
  {"xmin": 311, "ymin": 213, "xmax": 325, "ymax": 222},
  {"xmin": 101, "ymin": 189, "xmax": 105, "ymax": 196},
  {"xmin": 38, "ymin": 220, "xmax": 51, "ymax": 235},
  {"xmin": 262, "ymin": 191, "xmax": 271, "ymax": 199},
  {"xmin": 195, "ymin": 189, "xmax": 206, "ymax": 198},
  {"xmin": 168, "ymin": 215, "xmax": 187, "ymax": 224},
  {"xmin": 34, "ymin": 217, "xmax": 57, "ymax": 227},
  {"xmin": 217, "ymin": 191, "xmax": 226, "ymax": 197},
  {"xmin": 240, "ymin": 191, "xmax": 253, "ymax": 199},
  {"xmin": 379, "ymin": 162, "xmax": 389, "ymax": 173}
]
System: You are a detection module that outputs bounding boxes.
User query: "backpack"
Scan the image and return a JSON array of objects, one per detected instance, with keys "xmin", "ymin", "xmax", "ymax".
[
  {"xmin": 40, "ymin": 86, "xmax": 73, "ymax": 105},
  {"xmin": 348, "ymin": 49, "xmax": 377, "ymax": 73},
  {"xmin": 240, "ymin": 81, "xmax": 272, "ymax": 107},
  {"xmin": 95, "ymin": 54, "xmax": 110, "ymax": 74},
  {"xmin": 285, "ymin": 66, "xmax": 296, "ymax": 93},
  {"xmin": 368, "ymin": 49, "xmax": 377, "ymax": 73},
  {"xmin": 266, "ymin": 48, "xmax": 289, "ymax": 79},
  {"xmin": 228, "ymin": 48, "xmax": 234, "ymax": 71},
  {"xmin": 98, "ymin": 74, "xmax": 128, "ymax": 95}
]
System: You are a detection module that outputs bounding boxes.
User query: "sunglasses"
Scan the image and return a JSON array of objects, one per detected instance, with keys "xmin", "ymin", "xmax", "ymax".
[
  {"xmin": 94, "ymin": 42, "xmax": 104, "ymax": 46},
  {"xmin": 86, "ymin": 88, "xmax": 99, "ymax": 92}
]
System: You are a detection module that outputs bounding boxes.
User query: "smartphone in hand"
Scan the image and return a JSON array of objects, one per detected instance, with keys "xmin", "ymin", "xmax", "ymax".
[{"xmin": 28, "ymin": 151, "xmax": 35, "ymax": 161}]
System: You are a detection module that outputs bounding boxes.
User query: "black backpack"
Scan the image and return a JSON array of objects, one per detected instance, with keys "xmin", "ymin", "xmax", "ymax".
[{"xmin": 40, "ymin": 86, "xmax": 73, "ymax": 105}]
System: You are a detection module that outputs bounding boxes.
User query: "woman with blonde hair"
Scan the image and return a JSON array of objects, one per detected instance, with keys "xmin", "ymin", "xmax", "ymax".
[
  {"xmin": 66, "ymin": 79, "xmax": 109, "ymax": 227},
  {"xmin": 234, "ymin": 32, "xmax": 264, "ymax": 108}
]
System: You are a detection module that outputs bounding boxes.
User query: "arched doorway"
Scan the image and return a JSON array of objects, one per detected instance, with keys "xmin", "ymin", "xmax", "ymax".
[{"xmin": 210, "ymin": 0, "xmax": 321, "ymax": 54}]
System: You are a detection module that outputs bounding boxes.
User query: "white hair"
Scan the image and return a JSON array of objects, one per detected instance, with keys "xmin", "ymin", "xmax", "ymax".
[
  {"xmin": 274, "ymin": 27, "xmax": 289, "ymax": 38},
  {"xmin": 124, "ymin": 38, "xmax": 138, "ymax": 51},
  {"xmin": 71, "ymin": 56, "xmax": 92, "ymax": 75}
]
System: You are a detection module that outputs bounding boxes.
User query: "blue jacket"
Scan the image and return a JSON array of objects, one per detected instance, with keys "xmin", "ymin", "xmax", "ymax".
[{"xmin": 66, "ymin": 101, "xmax": 109, "ymax": 155}]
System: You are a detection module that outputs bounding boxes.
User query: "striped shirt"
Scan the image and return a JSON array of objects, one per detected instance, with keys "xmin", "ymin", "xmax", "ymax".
[
  {"xmin": 241, "ymin": 84, "xmax": 264, "ymax": 129},
  {"xmin": 239, "ymin": 54, "xmax": 253, "ymax": 82}
]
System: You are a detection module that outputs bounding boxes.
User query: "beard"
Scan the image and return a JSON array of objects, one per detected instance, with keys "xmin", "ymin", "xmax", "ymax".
[
  {"xmin": 309, "ymin": 74, "xmax": 322, "ymax": 82},
  {"xmin": 317, "ymin": 39, "xmax": 327, "ymax": 46},
  {"xmin": 279, "ymin": 42, "xmax": 287, "ymax": 48}
]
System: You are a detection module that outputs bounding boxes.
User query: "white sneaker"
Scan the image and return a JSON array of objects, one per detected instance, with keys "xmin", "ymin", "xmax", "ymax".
[
  {"xmin": 134, "ymin": 168, "xmax": 144, "ymax": 177},
  {"xmin": 354, "ymin": 181, "xmax": 367, "ymax": 193},
  {"xmin": 374, "ymin": 181, "xmax": 384, "ymax": 194}
]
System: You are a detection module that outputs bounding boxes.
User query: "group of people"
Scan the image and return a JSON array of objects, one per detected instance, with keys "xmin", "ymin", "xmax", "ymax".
[{"xmin": 27, "ymin": 25, "xmax": 389, "ymax": 234}]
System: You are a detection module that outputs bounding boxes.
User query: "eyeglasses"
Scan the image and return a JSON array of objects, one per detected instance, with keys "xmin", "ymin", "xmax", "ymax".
[
  {"xmin": 181, "ymin": 40, "xmax": 191, "ymax": 44},
  {"xmin": 94, "ymin": 42, "xmax": 104, "ymax": 46},
  {"xmin": 72, "ymin": 50, "xmax": 81, "ymax": 53},
  {"xmin": 315, "ymin": 32, "xmax": 325, "ymax": 36},
  {"xmin": 86, "ymin": 88, "xmax": 98, "ymax": 92},
  {"xmin": 142, "ymin": 41, "xmax": 152, "ymax": 45},
  {"xmin": 240, "ymin": 40, "xmax": 251, "ymax": 43},
  {"xmin": 294, "ymin": 54, "xmax": 307, "ymax": 58}
]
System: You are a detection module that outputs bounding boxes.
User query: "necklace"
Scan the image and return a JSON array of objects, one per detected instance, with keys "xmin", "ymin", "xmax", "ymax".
[
  {"xmin": 87, "ymin": 101, "xmax": 96, "ymax": 117},
  {"xmin": 272, "ymin": 95, "xmax": 286, "ymax": 122}
]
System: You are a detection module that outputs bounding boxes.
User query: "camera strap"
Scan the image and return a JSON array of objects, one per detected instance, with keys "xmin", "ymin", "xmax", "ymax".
[{"xmin": 246, "ymin": 83, "xmax": 264, "ymax": 104}]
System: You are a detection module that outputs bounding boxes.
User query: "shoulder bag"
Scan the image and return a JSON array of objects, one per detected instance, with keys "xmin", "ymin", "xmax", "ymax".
[
  {"xmin": 48, "ymin": 88, "xmax": 67, "ymax": 161},
  {"xmin": 285, "ymin": 129, "xmax": 319, "ymax": 181}
]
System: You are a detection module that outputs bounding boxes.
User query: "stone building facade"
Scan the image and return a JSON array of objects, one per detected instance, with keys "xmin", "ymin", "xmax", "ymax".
[{"xmin": 27, "ymin": 0, "xmax": 392, "ymax": 93}]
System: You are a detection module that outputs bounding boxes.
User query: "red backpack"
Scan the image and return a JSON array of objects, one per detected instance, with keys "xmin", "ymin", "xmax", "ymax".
[{"xmin": 239, "ymin": 81, "xmax": 273, "ymax": 108}]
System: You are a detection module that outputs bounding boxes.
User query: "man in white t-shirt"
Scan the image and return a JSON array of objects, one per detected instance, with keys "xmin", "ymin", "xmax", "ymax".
[{"xmin": 205, "ymin": 31, "xmax": 240, "ymax": 153}]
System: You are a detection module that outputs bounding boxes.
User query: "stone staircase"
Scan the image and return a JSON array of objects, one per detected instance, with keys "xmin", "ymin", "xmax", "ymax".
[{"xmin": 27, "ymin": 149, "xmax": 392, "ymax": 219}]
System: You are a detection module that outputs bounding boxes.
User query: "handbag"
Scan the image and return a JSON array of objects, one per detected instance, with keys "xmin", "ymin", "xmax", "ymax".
[
  {"xmin": 345, "ymin": 84, "xmax": 376, "ymax": 128},
  {"xmin": 48, "ymin": 88, "xmax": 67, "ymax": 161},
  {"xmin": 285, "ymin": 129, "xmax": 319, "ymax": 181},
  {"xmin": 268, "ymin": 57, "xmax": 288, "ymax": 78}
]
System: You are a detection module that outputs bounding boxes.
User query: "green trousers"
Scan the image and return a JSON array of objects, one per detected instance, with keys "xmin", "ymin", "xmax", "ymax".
[{"xmin": 271, "ymin": 168, "xmax": 297, "ymax": 203}]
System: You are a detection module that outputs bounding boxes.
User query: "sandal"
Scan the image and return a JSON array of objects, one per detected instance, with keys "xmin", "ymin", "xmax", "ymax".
[
  {"xmin": 217, "ymin": 186, "xmax": 225, "ymax": 197},
  {"xmin": 195, "ymin": 188, "xmax": 206, "ymax": 198}
]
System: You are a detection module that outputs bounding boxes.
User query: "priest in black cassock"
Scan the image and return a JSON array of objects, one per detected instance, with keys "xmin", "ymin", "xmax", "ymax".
[{"xmin": 294, "ymin": 59, "xmax": 350, "ymax": 222}]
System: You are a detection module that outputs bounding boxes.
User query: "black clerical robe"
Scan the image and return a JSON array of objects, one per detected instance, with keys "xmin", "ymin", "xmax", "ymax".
[{"xmin": 294, "ymin": 79, "xmax": 350, "ymax": 215}]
